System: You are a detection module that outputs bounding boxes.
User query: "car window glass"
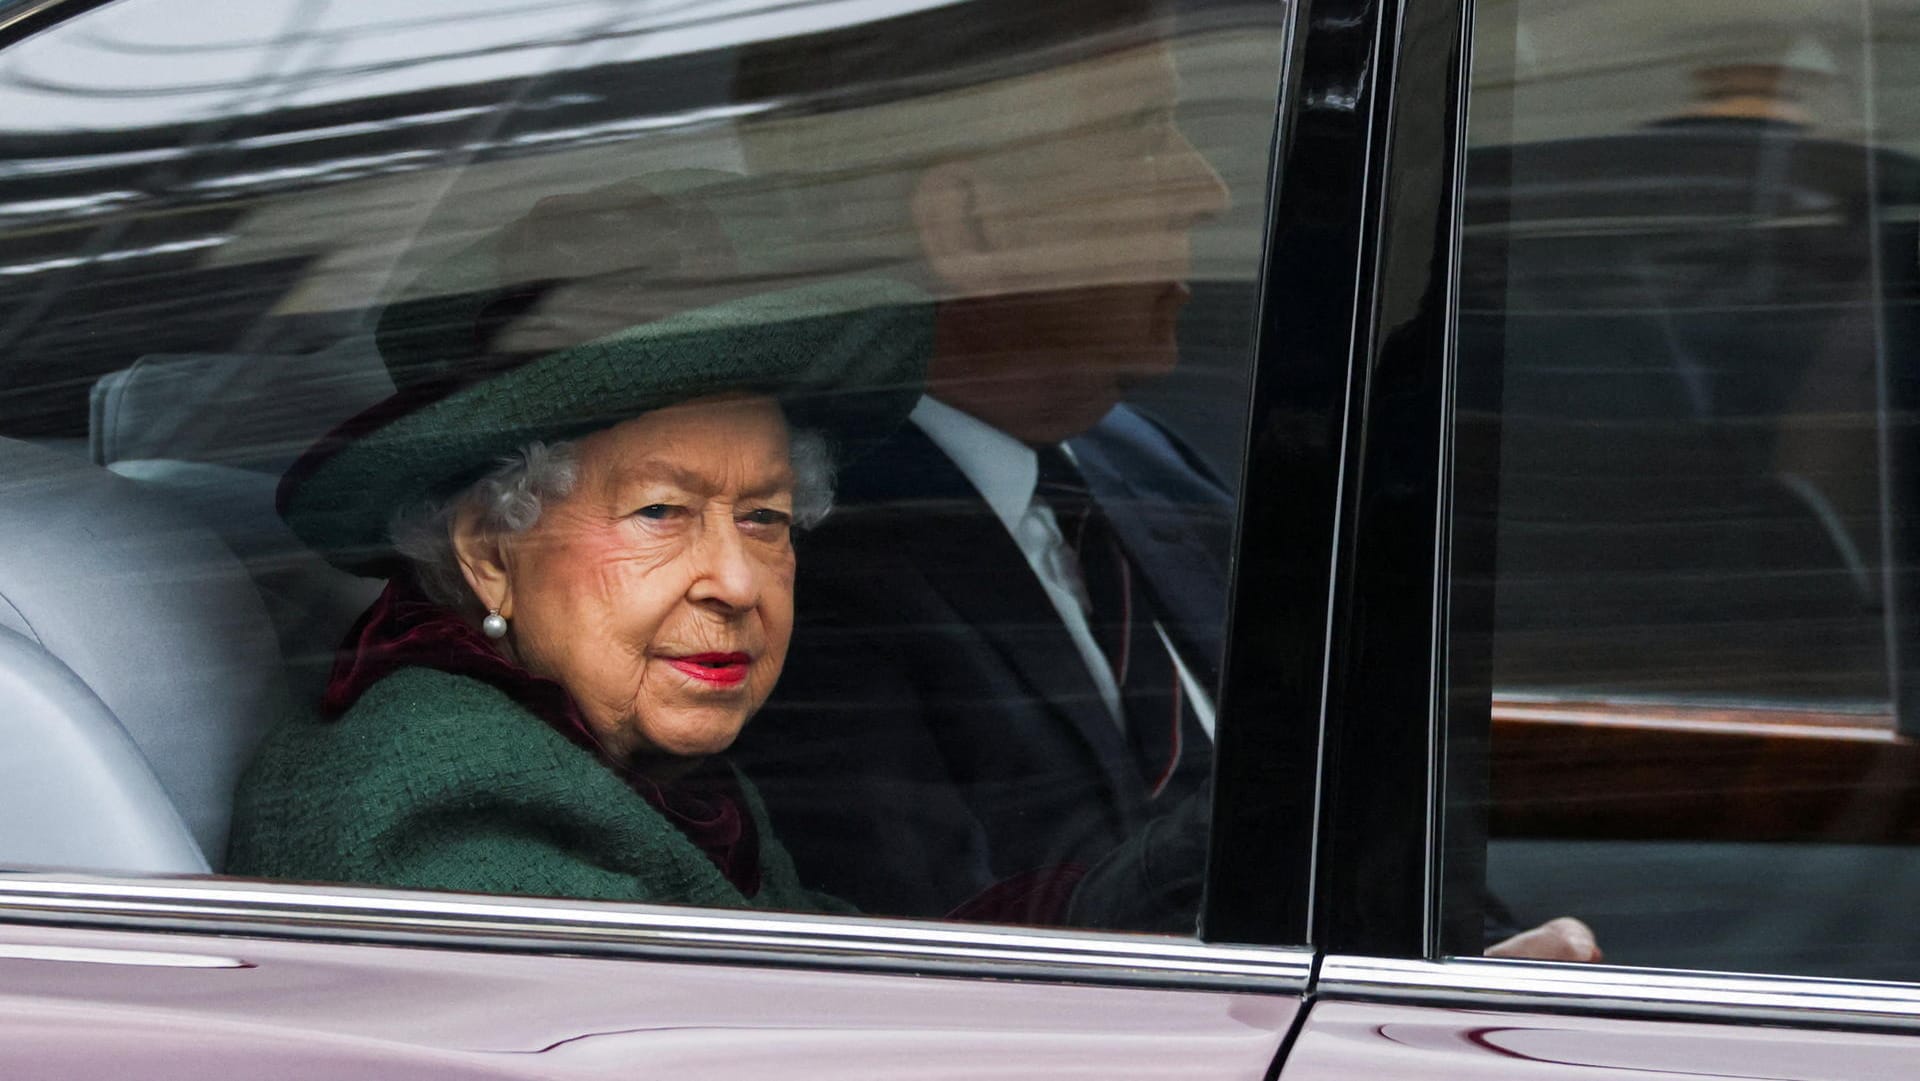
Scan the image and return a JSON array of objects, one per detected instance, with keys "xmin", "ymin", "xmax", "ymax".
[
  {"xmin": 1445, "ymin": 0, "xmax": 1920, "ymax": 977},
  {"xmin": 0, "ymin": 0, "xmax": 1286, "ymax": 941}
]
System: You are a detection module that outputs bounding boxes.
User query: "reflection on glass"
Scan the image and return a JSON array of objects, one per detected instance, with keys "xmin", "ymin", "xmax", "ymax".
[
  {"xmin": 1464, "ymin": 1, "xmax": 1895, "ymax": 705},
  {"xmin": 1451, "ymin": 0, "xmax": 1920, "ymax": 981},
  {"xmin": 0, "ymin": 0, "xmax": 1287, "ymax": 941}
]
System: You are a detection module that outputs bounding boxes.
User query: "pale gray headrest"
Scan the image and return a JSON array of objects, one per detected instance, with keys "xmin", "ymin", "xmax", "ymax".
[
  {"xmin": 86, "ymin": 337, "xmax": 393, "ymax": 707},
  {"xmin": 109, "ymin": 458, "xmax": 383, "ymax": 704},
  {"xmin": 89, "ymin": 336, "xmax": 393, "ymax": 471}
]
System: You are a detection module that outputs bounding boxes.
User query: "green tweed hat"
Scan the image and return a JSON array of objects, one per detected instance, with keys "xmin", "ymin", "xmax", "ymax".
[{"xmin": 278, "ymin": 173, "xmax": 931, "ymax": 575}]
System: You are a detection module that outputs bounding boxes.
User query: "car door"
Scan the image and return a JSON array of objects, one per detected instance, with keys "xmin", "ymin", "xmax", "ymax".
[
  {"xmin": 1275, "ymin": 0, "xmax": 1920, "ymax": 1070},
  {"xmin": 0, "ymin": 0, "xmax": 1329, "ymax": 1075}
]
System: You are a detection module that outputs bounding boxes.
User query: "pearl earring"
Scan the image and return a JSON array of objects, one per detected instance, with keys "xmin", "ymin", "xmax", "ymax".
[{"xmin": 482, "ymin": 609, "xmax": 508, "ymax": 639}]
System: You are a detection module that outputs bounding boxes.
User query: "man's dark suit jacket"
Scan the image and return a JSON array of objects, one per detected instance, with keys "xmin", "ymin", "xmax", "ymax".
[{"xmin": 732, "ymin": 403, "xmax": 1233, "ymax": 919}]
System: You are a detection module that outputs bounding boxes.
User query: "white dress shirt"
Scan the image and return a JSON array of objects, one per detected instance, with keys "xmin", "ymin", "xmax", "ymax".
[{"xmin": 909, "ymin": 395, "xmax": 1217, "ymax": 738}]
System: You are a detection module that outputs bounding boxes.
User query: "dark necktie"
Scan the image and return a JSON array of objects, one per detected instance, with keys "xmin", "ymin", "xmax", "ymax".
[{"xmin": 1034, "ymin": 446, "xmax": 1189, "ymax": 798}]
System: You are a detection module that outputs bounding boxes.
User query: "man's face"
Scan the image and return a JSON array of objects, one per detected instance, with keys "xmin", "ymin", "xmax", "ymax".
[{"xmin": 927, "ymin": 42, "xmax": 1231, "ymax": 443}]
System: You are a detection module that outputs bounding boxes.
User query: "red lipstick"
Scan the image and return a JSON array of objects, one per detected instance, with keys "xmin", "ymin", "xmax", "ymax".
[{"xmin": 666, "ymin": 652, "xmax": 752, "ymax": 688}]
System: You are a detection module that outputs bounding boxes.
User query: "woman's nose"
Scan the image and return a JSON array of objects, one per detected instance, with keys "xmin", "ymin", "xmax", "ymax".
[{"xmin": 687, "ymin": 518, "xmax": 761, "ymax": 612}]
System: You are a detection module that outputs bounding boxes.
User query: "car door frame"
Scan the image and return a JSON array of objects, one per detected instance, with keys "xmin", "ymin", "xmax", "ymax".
[{"xmin": 1303, "ymin": 0, "xmax": 1920, "ymax": 1038}]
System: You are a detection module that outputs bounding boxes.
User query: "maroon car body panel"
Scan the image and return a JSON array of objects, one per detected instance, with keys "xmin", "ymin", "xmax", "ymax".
[
  {"xmin": 0, "ymin": 921, "xmax": 1297, "ymax": 1080},
  {"xmin": 1281, "ymin": 1001, "xmax": 1920, "ymax": 1080}
]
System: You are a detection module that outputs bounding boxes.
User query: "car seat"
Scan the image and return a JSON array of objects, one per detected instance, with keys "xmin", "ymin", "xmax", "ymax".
[
  {"xmin": 0, "ymin": 438, "xmax": 287, "ymax": 873},
  {"xmin": 89, "ymin": 340, "xmax": 390, "ymax": 701}
]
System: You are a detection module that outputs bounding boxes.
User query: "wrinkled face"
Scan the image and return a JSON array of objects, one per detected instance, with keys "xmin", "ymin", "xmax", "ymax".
[{"xmin": 494, "ymin": 395, "xmax": 797, "ymax": 764}]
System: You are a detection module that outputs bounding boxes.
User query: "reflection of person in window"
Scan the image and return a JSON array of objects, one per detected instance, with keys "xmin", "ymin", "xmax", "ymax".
[{"xmin": 731, "ymin": 0, "xmax": 1599, "ymax": 958}]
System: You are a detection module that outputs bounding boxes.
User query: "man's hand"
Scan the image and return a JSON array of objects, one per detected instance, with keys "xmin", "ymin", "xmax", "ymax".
[{"xmin": 1484, "ymin": 916, "xmax": 1603, "ymax": 961}]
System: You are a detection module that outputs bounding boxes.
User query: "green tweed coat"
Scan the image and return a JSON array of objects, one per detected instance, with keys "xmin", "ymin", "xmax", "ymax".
[{"xmin": 228, "ymin": 666, "xmax": 843, "ymax": 913}]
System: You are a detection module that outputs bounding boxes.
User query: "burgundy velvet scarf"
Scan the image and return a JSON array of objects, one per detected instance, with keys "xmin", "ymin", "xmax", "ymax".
[{"xmin": 324, "ymin": 579, "xmax": 761, "ymax": 896}]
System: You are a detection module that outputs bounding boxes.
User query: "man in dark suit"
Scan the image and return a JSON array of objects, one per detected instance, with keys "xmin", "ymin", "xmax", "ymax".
[
  {"xmin": 737, "ymin": 398, "xmax": 1233, "ymax": 921},
  {"xmin": 726, "ymin": 0, "xmax": 1239, "ymax": 922}
]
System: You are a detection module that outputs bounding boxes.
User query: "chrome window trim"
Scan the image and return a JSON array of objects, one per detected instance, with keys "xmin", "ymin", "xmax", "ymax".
[
  {"xmin": 0, "ymin": 0, "xmax": 64, "ymax": 31},
  {"xmin": 0, "ymin": 875, "xmax": 1313, "ymax": 992},
  {"xmin": 1319, "ymin": 955, "xmax": 1920, "ymax": 1031},
  {"xmin": 0, "ymin": 0, "xmax": 88, "ymax": 39}
]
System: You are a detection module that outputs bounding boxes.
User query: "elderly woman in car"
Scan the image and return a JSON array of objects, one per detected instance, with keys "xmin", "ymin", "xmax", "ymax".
[{"xmin": 227, "ymin": 177, "xmax": 926, "ymax": 910}]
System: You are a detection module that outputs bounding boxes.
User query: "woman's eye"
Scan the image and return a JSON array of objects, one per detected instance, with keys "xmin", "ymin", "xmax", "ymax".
[
  {"xmin": 633, "ymin": 504, "xmax": 680, "ymax": 520},
  {"xmin": 742, "ymin": 508, "xmax": 792, "ymax": 529}
]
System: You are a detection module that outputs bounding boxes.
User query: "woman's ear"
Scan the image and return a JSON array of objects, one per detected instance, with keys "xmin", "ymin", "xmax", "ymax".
[
  {"xmin": 910, "ymin": 160, "xmax": 1009, "ymax": 296},
  {"xmin": 451, "ymin": 505, "xmax": 513, "ymax": 618}
]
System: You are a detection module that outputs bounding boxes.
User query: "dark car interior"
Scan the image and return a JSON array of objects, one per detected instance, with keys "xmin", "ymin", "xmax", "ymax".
[
  {"xmin": 1457, "ymin": 122, "xmax": 1920, "ymax": 981},
  {"xmin": 1458, "ymin": 124, "xmax": 1906, "ymax": 704}
]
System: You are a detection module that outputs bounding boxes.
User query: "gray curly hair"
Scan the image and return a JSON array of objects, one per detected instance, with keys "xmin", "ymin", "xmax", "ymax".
[{"xmin": 391, "ymin": 428, "xmax": 837, "ymax": 613}]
